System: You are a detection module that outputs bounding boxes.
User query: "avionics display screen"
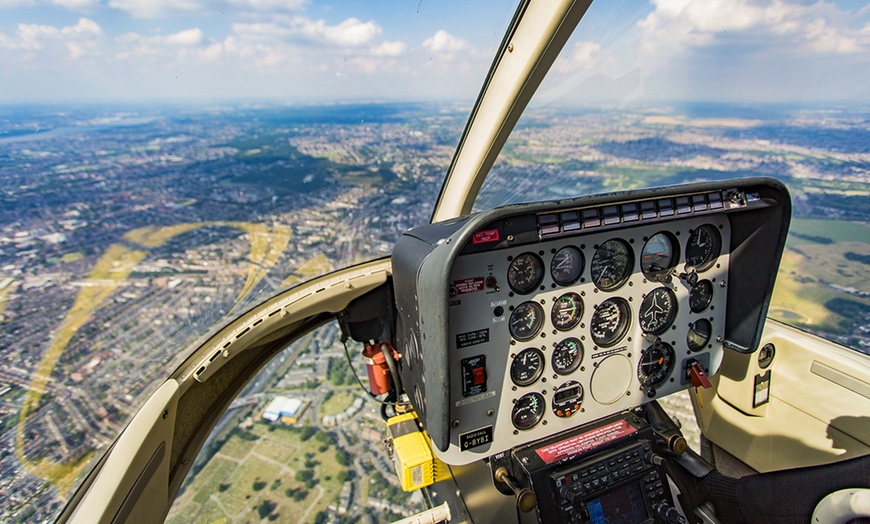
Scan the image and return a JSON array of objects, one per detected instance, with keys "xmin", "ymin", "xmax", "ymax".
[{"xmin": 586, "ymin": 481, "xmax": 649, "ymax": 523}]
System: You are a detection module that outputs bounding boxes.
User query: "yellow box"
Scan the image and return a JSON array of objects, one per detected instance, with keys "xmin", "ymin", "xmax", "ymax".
[{"xmin": 387, "ymin": 412, "xmax": 447, "ymax": 492}]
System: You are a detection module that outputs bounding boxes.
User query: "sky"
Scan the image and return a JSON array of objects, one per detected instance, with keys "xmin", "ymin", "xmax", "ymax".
[{"xmin": 0, "ymin": 0, "xmax": 868, "ymax": 103}]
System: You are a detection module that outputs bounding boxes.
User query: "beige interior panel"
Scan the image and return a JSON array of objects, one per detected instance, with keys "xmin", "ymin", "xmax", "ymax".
[{"xmin": 696, "ymin": 320, "xmax": 870, "ymax": 472}]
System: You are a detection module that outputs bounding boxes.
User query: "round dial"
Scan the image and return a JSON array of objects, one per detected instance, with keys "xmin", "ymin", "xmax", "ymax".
[
  {"xmin": 509, "ymin": 302, "xmax": 545, "ymax": 341},
  {"xmin": 638, "ymin": 341, "xmax": 675, "ymax": 388},
  {"xmin": 552, "ymin": 337, "xmax": 584, "ymax": 375},
  {"xmin": 641, "ymin": 232, "xmax": 679, "ymax": 282},
  {"xmin": 687, "ymin": 319, "xmax": 713, "ymax": 351},
  {"xmin": 510, "ymin": 348, "xmax": 545, "ymax": 387},
  {"xmin": 590, "ymin": 239, "xmax": 633, "ymax": 291},
  {"xmin": 551, "ymin": 381, "xmax": 584, "ymax": 418},
  {"xmin": 590, "ymin": 297, "xmax": 631, "ymax": 347},
  {"xmin": 511, "ymin": 392, "xmax": 545, "ymax": 431},
  {"xmin": 508, "ymin": 253, "xmax": 545, "ymax": 294},
  {"xmin": 638, "ymin": 287, "xmax": 678, "ymax": 335},
  {"xmin": 551, "ymin": 246, "xmax": 584, "ymax": 286},
  {"xmin": 551, "ymin": 292, "xmax": 583, "ymax": 331},
  {"xmin": 689, "ymin": 280, "xmax": 714, "ymax": 313},
  {"xmin": 685, "ymin": 225, "xmax": 722, "ymax": 272}
]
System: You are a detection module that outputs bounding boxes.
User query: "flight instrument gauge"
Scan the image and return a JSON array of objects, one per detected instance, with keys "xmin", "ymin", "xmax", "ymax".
[
  {"xmin": 509, "ymin": 302, "xmax": 545, "ymax": 341},
  {"xmin": 641, "ymin": 232, "xmax": 679, "ymax": 282},
  {"xmin": 689, "ymin": 280, "xmax": 714, "ymax": 313},
  {"xmin": 552, "ymin": 337, "xmax": 584, "ymax": 375},
  {"xmin": 511, "ymin": 392, "xmax": 545, "ymax": 431},
  {"xmin": 687, "ymin": 319, "xmax": 713, "ymax": 351},
  {"xmin": 551, "ymin": 381, "xmax": 584, "ymax": 418},
  {"xmin": 510, "ymin": 348, "xmax": 545, "ymax": 387},
  {"xmin": 685, "ymin": 225, "xmax": 721, "ymax": 272},
  {"xmin": 638, "ymin": 341, "xmax": 675, "ymax": 388},
  {"xmin": 551, "ymin": 246, "xmax": 584, "ymax": 286},
  {"xmin": 551, "ymin": 292, "xmax": 583, "ymax": 331},
  {"xmin": 590, "ymin": 297, "xmax": 631, "ymax": 347},
  {"xmin": 591, "ymin": 239, "xmax": 633, "ymax": 291},
  {"xmin": 508, "ymin": 252, "xmax": 545, "ymax": 294},
  {"xmin": 638, "ymin": 287, "xmax": 678, "ymax": 335}
]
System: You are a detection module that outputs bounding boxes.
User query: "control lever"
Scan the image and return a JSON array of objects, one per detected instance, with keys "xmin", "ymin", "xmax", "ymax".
[
  {"xmin": 494, "ymin": 467, "xmax": 537, "ymax": 513},
  {"xmin": 688, "ymin": 360, "xmax": 712, "ymax": 408},
  {"xmin": 655, "ymin": 502, "xmax": 689, "ymax": 524},
  {"xmin": 645, "ymin": 401, "xmax": 688, "ymax": 456}
]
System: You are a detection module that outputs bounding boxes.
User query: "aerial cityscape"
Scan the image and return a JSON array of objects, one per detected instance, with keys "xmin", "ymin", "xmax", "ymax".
[{"xmin": 0, "ymin": 102, "xmax": 868, "ymax": 522}]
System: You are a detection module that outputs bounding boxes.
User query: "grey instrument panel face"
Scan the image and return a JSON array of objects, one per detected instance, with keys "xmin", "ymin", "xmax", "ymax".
[{"xmin": 438, "ymin": 216, "xmax": 730, "ymax": 465}]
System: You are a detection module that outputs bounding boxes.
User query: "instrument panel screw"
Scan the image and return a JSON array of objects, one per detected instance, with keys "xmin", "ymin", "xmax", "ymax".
[
  {"xmin": 720, "ymin": 280, "xmax": 727, "ymax": 287},
  {"xmin": 452, "ymin": 419, "xmax": 460, "ymax": 428},
  {"xmin": 487, "ymin": 409, "xmax": 494, "ymax": 416},
  {"xmin": 508, "ymin": 43, "xmax": 515, "ymax": 53}
]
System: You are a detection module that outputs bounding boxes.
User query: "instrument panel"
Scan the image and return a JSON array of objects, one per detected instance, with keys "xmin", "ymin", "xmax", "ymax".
[
  {"xmin": 392, "ymin": 179, "xmax": 790, "ymax": 465},
  {"xmin": 441, "ymin": 215, "xmax": 729, "ymax": 464}
]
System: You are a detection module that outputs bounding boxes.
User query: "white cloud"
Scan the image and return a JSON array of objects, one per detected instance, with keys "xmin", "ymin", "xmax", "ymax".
[
  {"xmin": 369, "ymin": 40, "xmax": 405, "ymax": 57},
  {"xmin": 422, "ymin": 29, "xmax": 471, "ymax": 54},
  {"xmin": 107, "ymin": 0, "xmax": 204, "ymax": 18},
  {"xmin": 3, "ymin": 17, "xmax": 102, "ymax": 59},
  {"xmin": 166, "ymin": 27, "xmax": 204, "ymax": 46},
  {"xmin": 227, "ymin": 0, "xmax": 307, "ymax": 10},
  {"xmin": 50, "ymin": 0, "xmax": 100, "ymax": 10},
  {"xmin": 232, "ymin": 15, "xmax": 382, "ymax": 47}
]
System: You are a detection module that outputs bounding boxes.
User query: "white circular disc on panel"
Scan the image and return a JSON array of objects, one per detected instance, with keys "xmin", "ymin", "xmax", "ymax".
[{"xmin": 590, "ymin": 354, "xmax": 632, "ymax": 405}]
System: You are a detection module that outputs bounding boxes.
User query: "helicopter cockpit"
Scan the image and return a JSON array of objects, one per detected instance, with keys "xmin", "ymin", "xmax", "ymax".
[{"xmin": 52, "ymin": 0, "xmax": 870, "ymax": 523}]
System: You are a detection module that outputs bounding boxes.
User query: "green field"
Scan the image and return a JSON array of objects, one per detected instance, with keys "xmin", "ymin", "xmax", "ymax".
[
  {"xmin": 769, "ymin": 218, "xmax": 870, "ymax": 334},
  {"xmin": 167, "ymin": 422, "xmax": 349, "ymax": 524}
]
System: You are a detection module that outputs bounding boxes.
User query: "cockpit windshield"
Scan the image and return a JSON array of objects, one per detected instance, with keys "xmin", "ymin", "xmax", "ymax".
[
  {"xmin": 0, "ymin": 1, "xmax": 513, "ymax": 520},
  {"xmin": 476, "ymin": 0, "xmax": 870, "ymax": 355}
]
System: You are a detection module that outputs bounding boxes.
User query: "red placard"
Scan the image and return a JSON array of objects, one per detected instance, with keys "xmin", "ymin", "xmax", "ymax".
[
  {"xmin": 453, "ymin": 277, "xmax": 485, "ymax": 295},
  {"xmin": 472, "ymin": 229, "xmax": 500, "ymax": 244},
  {"xmin": 535, "ymin": 420, "xmax": 637, "ymax": 465}
]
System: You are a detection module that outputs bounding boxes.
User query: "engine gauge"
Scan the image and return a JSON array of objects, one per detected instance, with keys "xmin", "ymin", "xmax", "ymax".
[
  {"xmin": 552, "ymin": 337, "xmax": 584, "ymax": 375},
  {"xmin": 508, "ymin": 252, "xmax": 545, "ymax": 294},
  {"xmin": 511, "ymin": 392, "xmax": 546, "ymax": 431},
  {"xmin": 551, "ymin": 292, "xmax": 583, "ymax": 331},
  {"xmin": 510, "ymin": 348, "xmax": 545, "ymax": 387},
  {"xmin": 509, "ymin": 302, "xmax": 545, "ymax": 341},
  {"xmin": 590, "ymin": 297, "xmax": 631, "ymax": 347},
  {"xmin": 550, "ymin": 246, "xmax": 584, "ymax": 286},
  {"xmin": 638, "ymin": 341, "xmax": 675, "ymax": 389},
  {"xmin": 551, "ymin": 381, "xmax": 584, "ymax": 418},
  {"xmin": 641, "ymin": 232, "xmax": 679, "ymax": 282},
  {"xmin": 689, "ymin": 280, "xmax": 714, "ymax": 313},
  {"xmin": 638, "ymin": 287, "xmax": 678, "ymax": 335},
  {"xmin": 687, "ymin": 319, "xmax": 713, "ymax": 351},
  {"xmin": 685, "ymin": 225, "xmax": 721, "ymax": 272},
  {"xmin": 591, "ymin": 239, "xmax": 633, "ymax": 291}
]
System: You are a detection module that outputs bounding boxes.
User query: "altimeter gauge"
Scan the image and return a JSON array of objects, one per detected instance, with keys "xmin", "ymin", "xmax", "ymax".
[{"xmin": 685, "ymin": 225, "xmax": 721, "ymax": 272}]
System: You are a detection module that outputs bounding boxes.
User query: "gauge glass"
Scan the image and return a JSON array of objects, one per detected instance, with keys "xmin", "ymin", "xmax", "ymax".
[
  {"xmin": 687, "ymin": 319, "xmax": 713, "ymax": 351},
  {"xmin": 510, "ymin": 348, "xmax": 545, "ymax": 387},
  {"xmin": 638, "ymin": 287, "xmax": 678, "ymax": 335},
  {"xmin": 641, "ymin": 232, "xmax": 678, "ymax": 282},
  {"xmin": 685, "ymin": 225, "xmax": 722, "ymax": 272},
  {"xmin": 591, "ymin": 239, "xmax": 633, "ymax": 291},
  {"xmin": 551, "ymin": 381, "xmax": 584, "ymax": 418},
  {"xmin": 590, "ymin": 297, "xmax": 631, "ymax": 347},
  {"xmin": 551, "ymin": 246, "xmax": 584, "ymax": 286},
  {"xmin": 551, "ymin": 292, "xmax": 583, "ymax": 331},
  {"xmin": 508, "ymin": 252, "xmax": 545, "ymax": 294},
  {"xmin": 638, "ymin": 341, "xmax": 675, "ymax": 388},
  {"xmin": 511, "ymin": 392, "xmax": 546, "ymax": 431},
  {"xmin": 552, "ymin": 337, "xmax": 584, "ymax": 375},
  {"xmin": 689, "ymin": 280, "xmax": 714, "ymax": 313},
  {"xmin": 509, "ymin": 302, "xmax": 545, "ymax": 341}
]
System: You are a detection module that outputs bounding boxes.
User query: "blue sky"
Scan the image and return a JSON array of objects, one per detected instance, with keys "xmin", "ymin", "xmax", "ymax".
[{"xmin": 0, "ymin": 0, "xmax": 868, "ymax": 103}]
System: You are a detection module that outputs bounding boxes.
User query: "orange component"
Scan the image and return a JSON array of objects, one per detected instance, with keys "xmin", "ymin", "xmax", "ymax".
[{"xmin": 362, "ymin": 341, "xmax": 400, "ymax": 396}]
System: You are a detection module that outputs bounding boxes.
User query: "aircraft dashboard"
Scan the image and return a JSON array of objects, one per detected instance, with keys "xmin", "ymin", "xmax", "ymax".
[{"xmin": 392, "ymin": 178, "xmax": 790, "ymax": 466}]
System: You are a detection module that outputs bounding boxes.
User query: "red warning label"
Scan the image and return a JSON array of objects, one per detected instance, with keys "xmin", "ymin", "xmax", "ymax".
[
  {"xmin": 472, "ymin": 229, "xmax": 500, "ymax": 244},
  {"xmin": 535, "ymin": 420, "xmax": 637, "ymax": 465},
  {"xmin": 454, "ymin": 277, "xmax": 485, "ymax": 295}
]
